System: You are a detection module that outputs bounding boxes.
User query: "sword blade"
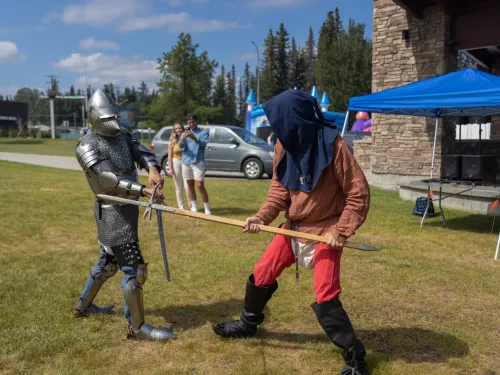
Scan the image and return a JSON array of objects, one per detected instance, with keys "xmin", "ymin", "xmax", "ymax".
[{"xmin": 156, "ymin": 209, "xmax": 171, "ymax": 282}]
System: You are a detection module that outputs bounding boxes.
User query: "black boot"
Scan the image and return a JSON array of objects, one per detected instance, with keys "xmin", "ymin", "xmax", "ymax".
[
  {"xmin": 312, "ymin": 296, "xmax": 369, "ymax": 375},
  {"xmin": 213, "ymin": 274, "xmax": 277, "ymax": 338}
]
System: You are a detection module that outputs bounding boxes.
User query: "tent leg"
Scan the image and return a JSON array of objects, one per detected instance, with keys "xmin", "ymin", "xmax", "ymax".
[
  {"xmin": 430, "ymin": 117, "xmax": 439, "ymax": 179},
  {"xmin": 341, "ymin": 111, "xmax": 349, "ymax": 137}
]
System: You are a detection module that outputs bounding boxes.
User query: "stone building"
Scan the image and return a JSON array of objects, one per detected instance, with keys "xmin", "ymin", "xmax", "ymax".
[{"xmin": 356, "ymin": 0, "xmax": 500, "ymax": 192}]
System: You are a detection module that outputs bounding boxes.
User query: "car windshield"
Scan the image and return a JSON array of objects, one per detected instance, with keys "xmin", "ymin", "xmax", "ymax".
[{"xmin": 231, "ymin": 128, "xmax": 266, "ymax": 144}]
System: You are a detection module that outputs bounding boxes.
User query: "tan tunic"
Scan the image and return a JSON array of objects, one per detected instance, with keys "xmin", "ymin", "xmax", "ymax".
[{"xmin": 256, "ymin": 137, "xmax": 370, "ymax": 241}]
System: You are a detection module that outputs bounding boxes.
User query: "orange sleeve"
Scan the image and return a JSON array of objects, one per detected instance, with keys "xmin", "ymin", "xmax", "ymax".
[
  {"xmin": 331, "ymin": 137, "xmax": 370, "ymax": 239},
  {"xmin": 255, "ymin": 141, "xmax": 291, "ymax": 225}
]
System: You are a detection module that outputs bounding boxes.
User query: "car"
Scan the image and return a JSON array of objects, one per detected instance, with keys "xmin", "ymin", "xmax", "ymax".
[{"xmin": 151, "ymin": 125, "xmax": 274, "ymax": 179}]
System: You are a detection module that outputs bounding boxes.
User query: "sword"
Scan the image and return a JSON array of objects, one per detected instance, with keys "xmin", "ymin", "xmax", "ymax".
[
  {"xmin": 142, "ymin": 184, "xmax": 171, "ymax": 282},
  {"xmin": 98, "ymin": 194, "xmax": 381, "ymax": 252}
]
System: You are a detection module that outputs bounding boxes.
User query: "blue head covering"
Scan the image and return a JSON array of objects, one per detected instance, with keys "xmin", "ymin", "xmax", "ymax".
[{"xmin": 263, "ymin": 89, "xmax": 338, "ymax": 192}]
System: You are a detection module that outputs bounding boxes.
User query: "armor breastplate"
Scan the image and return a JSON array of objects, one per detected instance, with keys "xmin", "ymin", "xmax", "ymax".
[{"xmin": 81, "ymin": 131, "xmax": 138, "ymax": 198}]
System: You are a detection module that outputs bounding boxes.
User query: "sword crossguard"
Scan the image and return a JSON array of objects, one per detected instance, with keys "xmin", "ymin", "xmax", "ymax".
[{"xmin": 142, "ymin": 183, "xmax": 161, "ymax": 220}]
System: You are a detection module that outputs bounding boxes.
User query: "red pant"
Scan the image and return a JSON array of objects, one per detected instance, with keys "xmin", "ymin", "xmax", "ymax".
[{"xmin": 253, "ymin": 232, "xmax": 343, "ymax": 303}]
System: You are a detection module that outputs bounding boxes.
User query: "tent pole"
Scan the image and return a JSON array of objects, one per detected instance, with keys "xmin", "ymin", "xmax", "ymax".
[
  {"xmin": 341, "ymin": 111, "xmax": 349, "ymax": 137},
  {"xmin": 430, "ymin": 117, "xmax": 439, "ymax": 179}
]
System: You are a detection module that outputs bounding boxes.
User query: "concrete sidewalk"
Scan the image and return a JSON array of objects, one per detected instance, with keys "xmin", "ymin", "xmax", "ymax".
[{"xmin": 0, "ymin": 152, "xmax": 247, "ymax": 179}]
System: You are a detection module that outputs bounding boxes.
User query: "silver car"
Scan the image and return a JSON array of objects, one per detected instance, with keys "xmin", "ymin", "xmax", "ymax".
[{"xmin": 151, "ymin": 125, "xmax": 274, "ymax": 179}]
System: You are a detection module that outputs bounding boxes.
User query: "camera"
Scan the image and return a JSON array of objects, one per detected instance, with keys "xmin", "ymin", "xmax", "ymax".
[{"xmin": 185, "ymin": 126, "xmax": 191, "ymax": 131}]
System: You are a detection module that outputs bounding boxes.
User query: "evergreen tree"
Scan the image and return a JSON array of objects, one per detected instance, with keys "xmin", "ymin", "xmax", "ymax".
[
  {"xmin": 238, "ymin": 77, "xmax": 245, "ymax": 126},
  {"xmin": 0, "ymin": 95, "xmax": 4, "ymax": 101},
  {"xmin": 224, "ymin": 65, "xmax": 237, "ymax": 124},
  {"xmin": 243, "ymin": 62, "xmax": 251, "ymax": 99},
  {"xmin": 275, "ymin": 23, "xmax": 290, "ymax": 94},
  {"xmin": 288, "ymin": 37, "xmax": 307, "ymax": 90},
  {"xmin": 260, "ymin": 29, "xmax": 277, "ymax": 102},
  {"xmin": 304, "ymin": 27, "xmax": 316, "ymax": 91},
  {"xmin": 213, "ymin": 66, "xmax": 226, "ymax": 107},
  {"xmin": 316, "ymin": 9, "xmax": 344, "ymax": 109},
  {"xmin": 138, "ymin": 81, "xmax": 150, "ymax": 103}
]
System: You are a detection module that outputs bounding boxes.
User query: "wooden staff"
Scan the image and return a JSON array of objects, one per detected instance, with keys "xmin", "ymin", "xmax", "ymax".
[{"xmin": 97, "ymin": 194, "xmax": 381, "ymax": 252}]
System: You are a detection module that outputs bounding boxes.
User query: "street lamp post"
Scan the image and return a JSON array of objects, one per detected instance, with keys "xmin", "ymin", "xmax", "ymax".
[{"xmin": 251, "ymin": 41, "xmax": 260, "ymax": 105}]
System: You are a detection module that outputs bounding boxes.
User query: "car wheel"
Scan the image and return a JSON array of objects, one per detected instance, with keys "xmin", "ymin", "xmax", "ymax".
[
  {"xmin": 162, "ymin": 158, "xmax": 170, "ymax": 176},
  {"xmin": 243, "ymin": 158, "xmax": 264, "ymax": 180}
]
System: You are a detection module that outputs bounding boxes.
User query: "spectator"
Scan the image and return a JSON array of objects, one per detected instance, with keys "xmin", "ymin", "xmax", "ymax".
[
  {"xmin": 178, "ymin": 114, "xmax": 211, "ymax": 214},
  {"xmin": 168, "ymin": 122, "xmax": 189, "ymax": 210}
]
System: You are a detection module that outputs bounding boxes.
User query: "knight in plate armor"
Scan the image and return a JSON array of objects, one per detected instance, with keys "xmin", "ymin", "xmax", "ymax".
[{"xmin": 73, "ymin": 88, "xmax": 175, "ymax": 342}]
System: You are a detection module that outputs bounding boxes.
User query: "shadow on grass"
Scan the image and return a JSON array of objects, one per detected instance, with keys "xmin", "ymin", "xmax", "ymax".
[
  {"xmin": 3, "ymin": 139, "xmax": 45, "ymax": 145},
  {"xmin": 426, "ymin": 214, "xmax": 496, "ymax": 234},
  {"xmin": 147, "ymin": 298, "xmax": 243, "ymax": 330},
  {"xmin": 261, "ymin": 327, "xmax": 469, "ymax": 363}
]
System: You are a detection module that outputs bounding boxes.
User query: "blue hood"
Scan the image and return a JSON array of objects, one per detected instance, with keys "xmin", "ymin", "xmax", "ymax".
[{"xmin": 263, "ymin": 89, "xmax": 338, "ymax": 192}]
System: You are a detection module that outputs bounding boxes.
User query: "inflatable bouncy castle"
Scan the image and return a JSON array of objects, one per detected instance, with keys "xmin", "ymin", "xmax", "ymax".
[
  {"xmin": 245, "ymin": 87, "xmax": 347, "ymax": 136},
  {"xmin": 351, "ymin": 111, "xmax": 372, "ymax": 132}
]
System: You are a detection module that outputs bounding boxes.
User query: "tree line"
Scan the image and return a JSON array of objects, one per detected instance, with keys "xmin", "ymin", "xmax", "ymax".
[{"xmin": 4, "ymin": 7, "xmax": 372, "ymax": 130}]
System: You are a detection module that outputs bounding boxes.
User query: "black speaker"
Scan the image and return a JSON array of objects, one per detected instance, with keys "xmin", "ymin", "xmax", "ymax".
[
  {"xmin": 441, "ymin": 155, "xmax": 462, "ymax": 180},
  {"xmin": 461, "ymin": 155, "xmax": 497, "ymax": 184}
]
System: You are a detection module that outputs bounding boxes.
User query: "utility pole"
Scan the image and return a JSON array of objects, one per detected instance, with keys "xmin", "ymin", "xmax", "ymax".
[{"xmin": 46, "ymin": 75, "xmax": 59, "ymax": 139}]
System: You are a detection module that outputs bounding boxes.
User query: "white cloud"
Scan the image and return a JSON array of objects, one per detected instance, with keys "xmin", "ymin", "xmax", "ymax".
[
  {"xmin": 53, "ymin": 52, "xmax": 161, "ymax": 89},
  {"xmin": 45, "ymin": 0, "xmax": 245, "ymax": 32},
  {"xmin": 79, "ymin": 37, "xmax": 120, "ymax": 50},
  {"xmin": 166, "ymin": 0, "xmax": 209, "ymax": 6},
  {"xmin": 248, "ymin": 0, "xmax": 313, "ymax": 8},
  {"xmin": 58, "ymin": 0, "xmax": 148, "ymax": 26},
  {"xmin": 0, "ymin": 41, "xmax": 25, "ymax": 62},
  {"xmin": 240, "ymin": 52, "xmax": 257, "ymax": 61},
  {"xmin": 119, "ymin": 11, "xmax": 249, "ymax": 32}
]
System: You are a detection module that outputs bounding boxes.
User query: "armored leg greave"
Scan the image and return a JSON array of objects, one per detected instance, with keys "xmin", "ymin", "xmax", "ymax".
[
  {"xmin": 123, "ymin": 264, "xmax": 176, "ymax": 342},
  {"xmin": 73, "ymin": 261, "xmax": 118, "ymax": 317},
  {"xmin": 213, "ymin": 274, "xmax": 278, "ymax": 338},
  {"xmin": 311, "ymin": 296, "xmax": 369, "ymax": 375}
]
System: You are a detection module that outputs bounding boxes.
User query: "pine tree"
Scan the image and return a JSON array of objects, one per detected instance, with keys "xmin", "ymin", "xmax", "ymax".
[
  {"xmin": 260, "ymin": 29, "xmax": 277, "ymax": 102},
  {"xmin": 316, "ymin": 9, "xmax": 343, "ymax": 109},
  {"xmin": 305, "ymin": 27, "xmax": 316, "ymax": 91},
  {"xmin": 238, "ymin": 77, "xmax": 245, "ymax": 127},
  {"xmin": 138, "ymin": 81, "xmax": 150, "ymax": 103},
  {"xmin": 243, "ymin": 62, "xmax": 251, "ymax": 99},
  {"xmin": 213, "ymin": 65, "xmax": 226, "ymax": 108},
  {"xmin": 289, "ymin": 42, "xmax": 307, "ymax": 91},
  {"xmin": 275, "ymin": 23, "xmax": 290, "ymax": 94},
  {"xmin": 224, "ymin": 65, "xmax": 237, "ymax": 124}
]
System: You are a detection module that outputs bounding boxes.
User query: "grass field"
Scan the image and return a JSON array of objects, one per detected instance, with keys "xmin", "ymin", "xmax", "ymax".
[
  {"xmin": 0, "ymin": 137, "xmax": 153, "ymax": 157},
  {"xmin": 0, "ymin": 160, "xmax": 499, "ymax": 375}
]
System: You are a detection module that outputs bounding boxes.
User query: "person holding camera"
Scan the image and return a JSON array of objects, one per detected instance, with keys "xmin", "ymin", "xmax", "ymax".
[
  {"xmin": 178, "ymin": 114, "xmax": 211, "ymax": 214},
  {"xmin": 168, "ymin": 122, "xmax": 189, "ymax": 210}
]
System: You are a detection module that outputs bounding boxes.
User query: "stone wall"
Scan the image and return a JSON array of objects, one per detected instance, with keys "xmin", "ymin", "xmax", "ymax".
[{"xmin": 354, "ymin": 0, "xmax": 457, "ymax": 187}]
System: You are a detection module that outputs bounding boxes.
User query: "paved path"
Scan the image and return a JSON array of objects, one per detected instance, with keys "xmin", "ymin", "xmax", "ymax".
[{"xmin": 0, "ymin": 152, "xmax": 248, "ymax": 179}]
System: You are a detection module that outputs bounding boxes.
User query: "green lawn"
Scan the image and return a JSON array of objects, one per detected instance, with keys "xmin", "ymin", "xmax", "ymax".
[
  {"xmin": 0, "ymin": 138, "xmax": 153, "ymax": 157},
  {"xmin": 0, "ymin": 160, "xmax": 499, "ymax": 375}
]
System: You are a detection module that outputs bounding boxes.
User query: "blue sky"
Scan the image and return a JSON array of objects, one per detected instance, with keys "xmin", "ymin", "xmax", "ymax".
[{"xmin": 0, "ymin": 0, "xmax": 372, "ymax": 96}]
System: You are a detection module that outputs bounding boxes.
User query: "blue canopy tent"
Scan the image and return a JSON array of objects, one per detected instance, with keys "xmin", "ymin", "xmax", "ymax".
[{"xmin": 345, "ymin": 68, "xmax": 500, "ymax": 178}]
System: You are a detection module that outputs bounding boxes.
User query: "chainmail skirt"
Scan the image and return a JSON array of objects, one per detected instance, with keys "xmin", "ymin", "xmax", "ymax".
[{"xmin": 93, "ymin": 200, "xmax": 139, "ymax": 247}]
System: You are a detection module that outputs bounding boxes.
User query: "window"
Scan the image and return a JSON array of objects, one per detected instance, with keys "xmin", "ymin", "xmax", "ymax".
[
  {"xmin": 231, "ymin": 128, "xmax": 266, "ymax": 144},
  {"xmin": 160, "ymin": 128, "xmax": 172, "ymax": 140},
  {"xmin": 212, "ymin": 128, "xmax": 232, "ymax": 144}
]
